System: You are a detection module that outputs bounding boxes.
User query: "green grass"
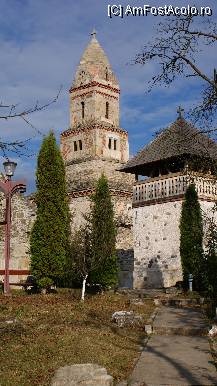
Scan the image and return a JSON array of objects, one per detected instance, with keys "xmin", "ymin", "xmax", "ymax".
[{"xmin": 0, "ymin": 290, "xmax": 155, "ymax": 386}]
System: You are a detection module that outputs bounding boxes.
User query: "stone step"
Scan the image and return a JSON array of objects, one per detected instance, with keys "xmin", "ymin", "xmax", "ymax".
[
  {"xmin": 152, "ymin": 306, "xmax": 209, "ymax": 337},
  {"xmin": 153, "ymin": 325, "xmax": 209, "ymax": 336},
  {"xmin": 159, "ymin": 298, "xmax": 205, "ymax": 307},
  {"xmin": 117, "ymin": 288, "xmax": 165, "ymax": 299}
]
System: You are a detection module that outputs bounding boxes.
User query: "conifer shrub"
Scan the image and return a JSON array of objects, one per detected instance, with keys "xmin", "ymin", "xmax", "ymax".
[
  {"xmin": 180, "ymin": 183, "xmax": 204, "ymax": 290},
  {"xmin": 30, "ymin": 132, "xmax": 71, "ymax": 287},
  {"xmin": 89, "ymin": 174, "xmax": 118, "ymax": 288},
  {"xmin": 204, "ymin": 208, "xmax": 217, "ymax": 298}
]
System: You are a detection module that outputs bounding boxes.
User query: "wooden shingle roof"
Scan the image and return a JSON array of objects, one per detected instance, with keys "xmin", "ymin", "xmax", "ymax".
[{"xmin": 121, "ymin": 118, "xmax": 217, "ymax": 173}]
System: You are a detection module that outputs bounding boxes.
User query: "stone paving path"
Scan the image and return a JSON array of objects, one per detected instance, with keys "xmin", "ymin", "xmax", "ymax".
[
  {"xmin": 153, "ymin": 306, "xmax": 208, "ymax": 336},
  {"xmin": 128, "ymin": 303, "xmax": 217, "ymax": 386}
]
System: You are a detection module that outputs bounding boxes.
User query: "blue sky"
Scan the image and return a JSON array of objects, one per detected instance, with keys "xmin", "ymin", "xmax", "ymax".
[{"xmin": 0, "ymin": 0, "xmax": 216, "ymax": 192}]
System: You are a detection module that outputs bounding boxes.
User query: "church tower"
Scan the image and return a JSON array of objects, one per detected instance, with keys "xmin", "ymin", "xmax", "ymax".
[
  {"xmin": 60, "ymin": 31, "xmax": 135, "ymax": 287},
  {"xmin": 61, "ymin": 31, "xmax": 132, "ymax": 192}
]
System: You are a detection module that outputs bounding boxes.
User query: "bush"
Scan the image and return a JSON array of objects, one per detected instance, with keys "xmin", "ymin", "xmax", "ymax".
[
  {"xmin": 90, "ymin": 254, "xmax": 118, "ymax": 289},
  {"xmin": 30, "ymin": 132, "xmax": 71, "ymax": 285},
  {"xmin": 204, "ymin": 208, "xmax": 217, "ymax": 298},
  {"xmin": 180, "ymin": 184, "xmax": 204, "ymax": 290},
  {"xmin": 89, "ymin": 174, "xmax": 118, "ymax": 288},
  {"xmin": 38, "ymin": 277, "xmax": 54, "ymax": 290}
]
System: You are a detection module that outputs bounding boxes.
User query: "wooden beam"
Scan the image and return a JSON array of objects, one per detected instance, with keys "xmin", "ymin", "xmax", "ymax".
[{"xmin": 0, "ymin": 270, "xmax": 30, "ymax": 275}]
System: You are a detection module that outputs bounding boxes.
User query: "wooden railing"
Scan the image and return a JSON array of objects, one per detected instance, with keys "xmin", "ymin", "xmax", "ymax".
[{"xmin": 133, "ymin": 172, "xmax": 217, "ymax": 204}]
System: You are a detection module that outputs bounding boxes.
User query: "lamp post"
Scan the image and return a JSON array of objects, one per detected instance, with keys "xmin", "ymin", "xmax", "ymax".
[{"xmin": 0, "ymin": 161, "xmax": 26, "ymax": 295}]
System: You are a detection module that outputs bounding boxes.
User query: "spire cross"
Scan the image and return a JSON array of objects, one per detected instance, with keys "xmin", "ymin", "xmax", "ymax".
[
  {"xmin": 177, "ymin": 106, "xmax": 184, "ymax": 119},
  {"xmin": 91, "ymin": 28, "xmax": 97, "ymax": 39}
]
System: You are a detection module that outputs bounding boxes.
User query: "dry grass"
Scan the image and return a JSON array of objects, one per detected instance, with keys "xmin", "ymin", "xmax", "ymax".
[{"xmin": 0, "ymin": 290, "xmax": 154, "ymax": 386}]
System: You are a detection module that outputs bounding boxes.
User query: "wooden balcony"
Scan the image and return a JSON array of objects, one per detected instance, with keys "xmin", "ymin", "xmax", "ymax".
[{"xmin": 133, "ymin": 172, "xmax": 217, "ymax": 206}]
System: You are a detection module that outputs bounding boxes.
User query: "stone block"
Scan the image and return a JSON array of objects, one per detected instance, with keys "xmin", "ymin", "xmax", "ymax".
[
  {"xmin": 145, "ymin": 324, "xmax": 152, "ymax": 335},
  {"xmin": 112, "ymin": 311, "xmax": 143, "ymax": 328},
  {"xmin": 51, "ymin": 364, "xmax": 113, "ymax": 386}
]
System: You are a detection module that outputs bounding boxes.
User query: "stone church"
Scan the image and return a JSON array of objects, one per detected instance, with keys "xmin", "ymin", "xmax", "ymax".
[
  {"xmin": 0, "ymin": 31, "xmax": 135, "ymax": 288},
  {"xmin": 0, "ymin": 32, "xmax": 217, "ymax": 289}
]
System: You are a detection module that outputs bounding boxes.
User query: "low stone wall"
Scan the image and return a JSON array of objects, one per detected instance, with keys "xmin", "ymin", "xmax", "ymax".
[{"xmin": 0, "ymin": 188, "xmax": 134, "ymax": 288}]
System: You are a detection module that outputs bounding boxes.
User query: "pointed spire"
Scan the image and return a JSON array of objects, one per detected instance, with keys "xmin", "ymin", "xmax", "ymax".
[
  {"xmin": 177, "ymin": 106, "xmax": 184, "ymax": 119},
  {"xmin": 91, "ymin": 28, "xmax": 97, "ymax": 41},
  {"xmin": 72, "ymin": 31, "xmax": 119, "ymax": 88}
]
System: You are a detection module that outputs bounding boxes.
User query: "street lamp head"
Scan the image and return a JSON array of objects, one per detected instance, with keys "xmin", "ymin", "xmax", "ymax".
[
  {"xmin": 3, "ymin": 161, "xmax": 17, "ymax": 178},
  {"xmin": 18, "ymin": 186, "xmax": 26, "ymax": 194}
]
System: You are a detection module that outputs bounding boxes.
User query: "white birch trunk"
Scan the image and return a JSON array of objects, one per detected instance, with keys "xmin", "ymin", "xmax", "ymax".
[{"xmin": 81, "ymin": 274, "xmax": 88, "ymax": 301}]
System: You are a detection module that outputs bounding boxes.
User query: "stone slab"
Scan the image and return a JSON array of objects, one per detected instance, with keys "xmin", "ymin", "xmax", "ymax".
[{"xmin": 129, "ymin": 335, "xmax": 217, "ymax": 385}]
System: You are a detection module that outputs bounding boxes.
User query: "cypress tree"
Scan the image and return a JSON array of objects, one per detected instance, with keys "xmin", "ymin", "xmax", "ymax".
[
  {"xmin": 30, "ymin": 132, "xmax": 70, "ymax": 287},
  {"xmin": 205, "ymin": 210, "xmax": 217, "ymax": 297},
  {"xmin": 90, "ymin": 174, "xmax": 118, "ymax": 288},
  {"xmin": 180, "ymin": 183, "xmax": 204, "ymax": 290}
]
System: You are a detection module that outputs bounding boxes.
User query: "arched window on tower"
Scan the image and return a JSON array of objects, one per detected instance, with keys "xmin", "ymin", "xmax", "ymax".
[
  {"xmin": 105, "ymin": 68, "xmax": 109, "ymax": 81},
  {"xmin": 74, "ymin": 141, "xmax": 78, "ymax": 152},
  {"xmin": 114, "ymin": 139, "xmax": 117, "ymax": 150},
  {"xmin": 81, "ymin": 101, "xmax": 85, "ymax": 119},
  {"xmin": 105, "ymin": 102, "xmax": 109, "ymax": 119}
]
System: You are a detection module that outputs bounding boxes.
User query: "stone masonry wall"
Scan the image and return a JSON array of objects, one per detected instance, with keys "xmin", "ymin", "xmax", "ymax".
[
  {"xmin": 133, "ymin": 199, "xmax": 216, "ymax": 289},
  {"xmin": 0, "ymin": 192, "xmax": 36, "ymax": 283},
  {"xmin": 70, "ymin": 83, "xmax": 120, "ymax": 127},
  {"xmin": 65, "ymin": 158, "xmax": 134, "ymax": 192},
  {"xmin": 61, "ymin": 127, "xmax": 95, "ymax": 162}
]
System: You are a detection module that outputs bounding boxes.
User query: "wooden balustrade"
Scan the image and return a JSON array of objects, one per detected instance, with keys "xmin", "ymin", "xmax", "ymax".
[{"xmin": 133, "ymin": 172, "xmax": 217, "ymax": 205}]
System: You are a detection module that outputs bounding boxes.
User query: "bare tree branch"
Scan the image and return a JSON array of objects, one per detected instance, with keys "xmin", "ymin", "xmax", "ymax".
[
  {"xmin": 0, "ymin": 86, "xmax": 62, "ymax": 120},
  {"xmin": 176, "ymin": 52, "xmax": 216, "ymax": 88},
  {"xmin": 0, "ymin": 86, "xmax": 62, "ymax": 157},
  {"xmin": 187, "ymin": 31, "xmax": 217, "ymax": 40},
  {"xmin": 134, "ymin": 15, "xmax": 217, "ymax": 126}
]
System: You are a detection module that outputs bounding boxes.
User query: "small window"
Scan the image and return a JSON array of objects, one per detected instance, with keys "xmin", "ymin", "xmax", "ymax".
[
  {"xmin": 108, "ymin": 138, "xmax": 112, "ymax": 149},
  {"xmin": 105, "ymin": 68, "xmax": 109, "ymax": 81},
  {"xmin": 74, "ymin": 141, "xmax": 78, "ymax": 151},
  {"xmin": 81, "ymin": 101, "xmax": 85, "ymax": 119},
  {"xmin": 105, "ymin": 102, "xmax": 109, "ymax": 119},
  {"xmin": 79, "ymin": 140, "xmax": 82, "ymax": 151},
  {"xmin": 114, "ymin": 139, "xmax": 117, "ymax": 150}
]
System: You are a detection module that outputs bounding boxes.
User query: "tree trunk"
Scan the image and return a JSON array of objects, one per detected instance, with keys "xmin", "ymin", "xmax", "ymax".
[{"xmin": 81, "ymin": 274, "xmax": 88, "ymax": 301}]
